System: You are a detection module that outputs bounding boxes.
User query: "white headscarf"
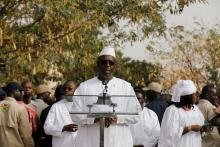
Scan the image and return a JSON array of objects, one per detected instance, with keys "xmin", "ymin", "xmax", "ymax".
[{"xmin": 171, "ymin": 80, "xmax": 197, "ymax": 102}]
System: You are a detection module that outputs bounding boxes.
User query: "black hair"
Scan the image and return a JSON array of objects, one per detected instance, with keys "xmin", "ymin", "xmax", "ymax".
[
  {"xmin": 55, "ymin": 85, "xmax": 64, "ymax": 98},
  {"xmin": 133, "ymin": 86, "xmax": 145, "ymax": 97},
  {"xmin": 64, "ymin": 80, "xmax": 78, "ymax": 87},
  {"xmin": 200, "ymin": 84, "xmax": 215, "ymax": 99},
  {"xmin": 171, "ymin": 94, "xmax": 194, "ymax": 109}
]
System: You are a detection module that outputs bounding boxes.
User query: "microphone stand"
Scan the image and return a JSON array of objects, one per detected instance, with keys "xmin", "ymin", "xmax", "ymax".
[{"xmin": 100, "ymin": 80, "xmax": 109, "ymax": 147}]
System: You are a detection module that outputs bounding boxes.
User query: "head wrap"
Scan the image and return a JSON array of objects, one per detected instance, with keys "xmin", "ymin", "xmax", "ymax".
[
  {"xmin": 147, "ymin": 82, "xmax": 162, "ymax": 93},
  {"xmin": 99, "ymin": 47, "xmax": 116, "ymax": 58},
  {"xmin": 171, "ymin": 80, "xmax": 197, "ymax": 102}
]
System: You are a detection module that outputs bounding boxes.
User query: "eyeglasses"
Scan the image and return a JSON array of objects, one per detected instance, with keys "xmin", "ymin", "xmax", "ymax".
[
  {"xmin": 100, "ymin": 60, "xmax": 115, "ymax": 66},
  {"xmin": 64, "ymin": 87, "xmax": 73, "ymax": 91}
]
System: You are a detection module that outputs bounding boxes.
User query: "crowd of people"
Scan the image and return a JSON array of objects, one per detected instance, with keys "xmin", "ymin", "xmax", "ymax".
[{"xmin": 1, "ymin": 47, "xmax": 220, "ymax": 147}]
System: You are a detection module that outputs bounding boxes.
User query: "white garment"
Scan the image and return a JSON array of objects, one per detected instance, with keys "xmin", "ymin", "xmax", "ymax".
[
  {"xmin": 71, "ymin": 77, "xmax": 141, "ymax": 147},
  {"xmin": 44, "ymin": 99, "xmax": 77, "ymax": 147},
  {"xmin": 158, "ymin": 105, "xmax": 204, "ymax": 147},
  {"xmin": 130, "ymin": 107, "xmax": 160, "ymax": 147}
]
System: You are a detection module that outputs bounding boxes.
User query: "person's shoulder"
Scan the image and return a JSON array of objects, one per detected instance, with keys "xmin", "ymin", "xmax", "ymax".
[
  {"xmin": 79, "ymin": 77, "xmax": 98, "ymax": 86},
  {"xmin": 34, "ymin": 99, "xmax": 48, "ymax": 105},
  {"xmin": 113, "ymin": 77, "xmax": 131, "ymax": 86},
  {"xmin": 149, "ymin": 99, "xmax": 167, "ymax": 106},
  {"xmin": 0, "ymin": 99, "xmax": 22, "ymax": 111},
  {"xmin": 193, "ymin": 104, "xmax": 202, "ymax": 111},
  {"xmin": 13, "ymin": 101, "xmax": 27, "ymax": 113},
  {"xmin": 198, "ymin": 99, "xmax": 214, "ymax": 107},
  {"xmin": 51, "ymin": 99, "xmax": 66, "ymax": 107},
  {"xmin": 164, "ymin": 104, "xmax": 179, "ymax": 113},
  {"xmin": 144, "ymin": 107, "xmax": 158, "ymax": 117}
]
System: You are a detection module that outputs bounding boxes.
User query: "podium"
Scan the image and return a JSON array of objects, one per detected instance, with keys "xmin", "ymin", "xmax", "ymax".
[{"xmin": 68, "ymin": 93, "xmax": 139, "ymax": 147}]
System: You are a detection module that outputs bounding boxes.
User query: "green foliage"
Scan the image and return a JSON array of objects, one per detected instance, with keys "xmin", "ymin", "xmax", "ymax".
[
  {"xmin": 0, "ymin": 0, "xmax": 204, "ymax": 85},
  {"xmin": 116, "ymin": 56, "xmax": 162, "ymax": 87}
]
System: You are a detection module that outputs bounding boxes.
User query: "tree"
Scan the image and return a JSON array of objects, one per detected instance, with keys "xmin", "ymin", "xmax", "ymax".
[
  {"xmin": 147, "ymin": 23, "xmax": 220, "ymax": 90},
  {"xmin": 0, "ymin": 0, "xmax": 205, "ymax": 84},
  {"xmin": 115, "ymin": 54, "xmax": 162, "ymax": 87}
]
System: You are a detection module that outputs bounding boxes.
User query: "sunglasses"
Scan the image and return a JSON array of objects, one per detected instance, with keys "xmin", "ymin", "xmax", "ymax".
[
  {"xmin": 64, "ymin": 87, "xmax": 73, "ymax": 91},
  {"xmin": 100, "ymin": 60, "xmax": 115, "ymax": 66}
]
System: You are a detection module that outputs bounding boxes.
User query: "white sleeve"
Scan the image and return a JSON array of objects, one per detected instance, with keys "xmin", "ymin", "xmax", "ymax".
[
  {"xmin": 43, "ymin": 104, "xmax": 64, "ymax": 137},
  {"xmin": 158, "ymin": 106, "xmax": 183, "ymax": 147},
  {"xmin": 147, "ymin": 111, "xmax": 160, "ymax": 147}
]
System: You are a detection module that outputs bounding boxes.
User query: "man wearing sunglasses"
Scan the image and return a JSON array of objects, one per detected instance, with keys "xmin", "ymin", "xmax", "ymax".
[{"xmin": 72, "ymin": 47, "xmax": 141, "ymax": 147}]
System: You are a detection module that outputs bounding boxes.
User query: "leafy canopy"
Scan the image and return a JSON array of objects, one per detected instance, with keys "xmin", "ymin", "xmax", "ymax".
[{"xmin": 0, "ymin": 0, "xmax": 205, "ymax": 84}]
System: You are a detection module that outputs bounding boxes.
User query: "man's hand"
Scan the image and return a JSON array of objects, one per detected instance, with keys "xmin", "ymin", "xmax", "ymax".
[
  {"xmin": 213, "ymin": 106, "xmax": 220, "ymax": 114},
  {"xmin": 105, "ymin": 117, "xmax": 117, "ymax": 128},
  {"xmin": 191, "ymin": 125, "xmax": 202, "ymax": 132},
  {"xmin": 62, "ymin": 124, "xmax": 78, "ymax": 132},
  {"xmin": 94, "ymin": 118, "xmax": 100, "ymax": 123},
  {"xmin": 200, "ymin": 125, "xmax": 213, "ymax": 133}
]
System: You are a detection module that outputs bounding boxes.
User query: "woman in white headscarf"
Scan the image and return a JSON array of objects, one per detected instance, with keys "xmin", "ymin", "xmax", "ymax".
[{"xmin": 158, "ymin": 80, "xmax": 205, "ymax": 147}]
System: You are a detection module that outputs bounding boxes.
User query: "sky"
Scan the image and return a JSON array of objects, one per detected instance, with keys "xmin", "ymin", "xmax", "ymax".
[{"xmin": 120, "ymin": 0, "xmax": 220, "ymax": 61}]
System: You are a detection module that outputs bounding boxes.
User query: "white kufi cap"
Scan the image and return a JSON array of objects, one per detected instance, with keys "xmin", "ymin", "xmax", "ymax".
[
  {"xmin": 171, "ymin": 80, "xmax": 197, "ymax": 102},
  {"xmin": 99, "ymin": 47, "xmax": 116, "ymax": 58}
]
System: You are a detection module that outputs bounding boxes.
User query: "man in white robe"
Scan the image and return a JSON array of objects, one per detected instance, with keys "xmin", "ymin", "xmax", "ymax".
[
  {"xmin": 130, "ymin": 87, "xmax": 160, "ymax": 147},
  {"xmin": 71, "ymin": 47, "xmax": 141, "ymax": 147},
  {"xmin": 44, "ymin": 81, "xmax": 78, "ymax": 147},
  {"xmin": 158, "ymin": 80, "xmax": 205, "ymax": 147}
]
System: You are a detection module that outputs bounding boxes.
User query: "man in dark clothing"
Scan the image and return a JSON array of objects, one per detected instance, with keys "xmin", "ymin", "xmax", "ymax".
[{"xmin": 145, "ymin": 82, "xmax": 168, "ymax": 125}]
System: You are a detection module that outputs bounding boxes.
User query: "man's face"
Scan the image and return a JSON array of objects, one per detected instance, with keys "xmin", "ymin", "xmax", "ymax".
[
  {"xmin": 135, "ymin": 92, "xmax": 145, "ymax": 107},
  {"xmin": 64, "ymin": 82, "xmax": 77, "ymax": 96},
  {"xmin": 41, "ymin": 92, "xmax": 51, "ymax": 103},
  {"xmin": 97, "ymin": 55, "xmax": 116, "ymax": 80},
  {"xmin": 23, "ymin": 82, "xmax": 33, "ymax": 96},
  {"xmin": 208, "ymin": 88, "xmax": 218, "ymax": 105}
]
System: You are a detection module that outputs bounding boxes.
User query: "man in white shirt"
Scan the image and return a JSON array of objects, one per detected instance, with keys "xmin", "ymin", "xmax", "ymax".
[
  {"xmin": 130, "ymin": 87, "xmax": 160, "ymax": 147},
  {"xmin": 72, "ymin": 47, "xmax": 141, "ymax": 147},
  {"xmin": 44, "ymin": 81, "xmax": 78, "ymax": 147}
]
